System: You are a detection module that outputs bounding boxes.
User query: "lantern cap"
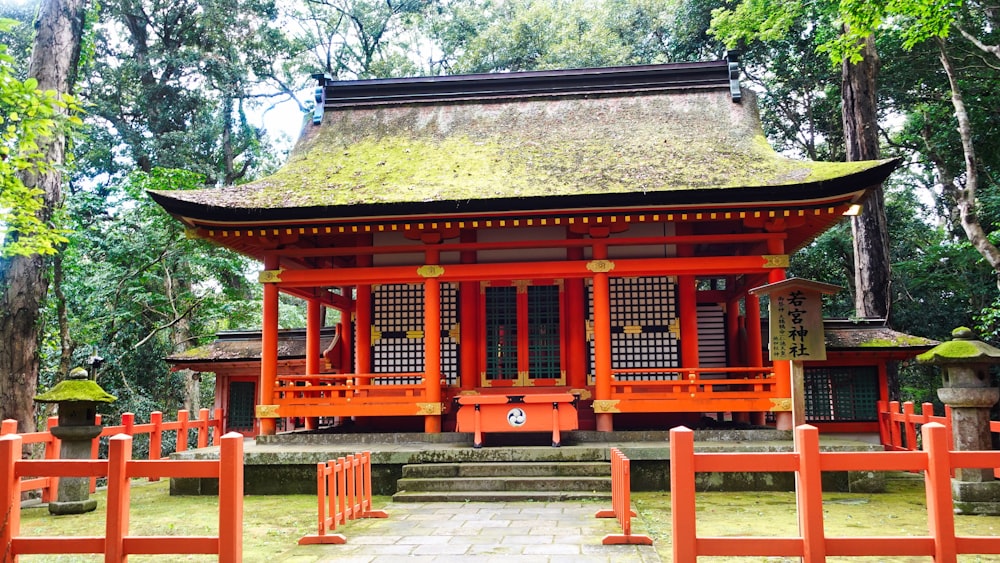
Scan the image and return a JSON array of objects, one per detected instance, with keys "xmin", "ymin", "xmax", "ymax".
[
  {"xmin": 917, "ymin": 327, "xmax": 1000, "ymax": 364},
  {"xmin": 34, "ymin": 367, "xmax": 117, "ymax": 404}
]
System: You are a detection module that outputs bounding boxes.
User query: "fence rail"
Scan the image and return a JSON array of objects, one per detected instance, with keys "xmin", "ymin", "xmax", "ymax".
[
  {"xmin": 595, "ymin": 447, "xmax": 652, "ymax": 545},
  {"xmin": 1, "ymin": 409, "xmax": 223, "ymax": 500},
  {"xmin": 1, "ymin": 431, "xmax": 244, "ymax": 562},
  {"xmin": 879, "ymin": 400, "xmax": 953, "ymax": 452},
  {"xmin": 298, "ymin": 451, "xmax": 388, "ymax": 545},
  {"xmin": 670, "ymin": 423, "xmax": 1000, "ymax": 562}
]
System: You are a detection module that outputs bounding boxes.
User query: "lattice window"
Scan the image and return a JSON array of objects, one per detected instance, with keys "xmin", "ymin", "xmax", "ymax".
[
  {"xmin": 485, "ymin": 286, "xmax": 518, "ymax": 381},
  {"xmin": 371, "ymin": 283, "xmax": 459, "ymax": 385},
  {"xmin": 697, "ymin": 304, "xmax": 727, "ymax": 368},
  {"xmin": 227, "ymin": 381, "xmax": 256, "ymax": 431},
  {"xmin": 588, "ymin": 276, "xmax": 680, "ymax": 381},
  {"xmin": 528, "ymin": 285, "xmax": 561, "ymax": 379},
  {"xmin": 804, "ymin": 366, "xmax": 879, "ymax": 422}
]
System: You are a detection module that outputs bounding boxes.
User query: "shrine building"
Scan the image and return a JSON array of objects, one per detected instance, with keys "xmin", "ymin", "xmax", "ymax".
[{"xmin": 150, "ymin": 56, "xmax": 912, "ymax": 438}]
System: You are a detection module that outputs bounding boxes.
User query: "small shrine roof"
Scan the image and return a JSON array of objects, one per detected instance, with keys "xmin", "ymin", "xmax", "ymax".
[
  {"xmin": 822, "ymin": 319, "xmax": 938, "ymax": 350},
  {"xmin": 148, "ymin": 58, "xmax": 897, "ymax": 228},
  {"xmin": 166, "ymin": 328, "xmax": 339, "ymax": 364}
]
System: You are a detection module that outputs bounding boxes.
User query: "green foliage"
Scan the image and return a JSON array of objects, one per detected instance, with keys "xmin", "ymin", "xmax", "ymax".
[
  {"xmin": 45, "ymin": 168, "xmax": 260, "ymax": 419},
  {"xmin": 0, "ymin": 19, "xmax": 82, "ymax": 257}
]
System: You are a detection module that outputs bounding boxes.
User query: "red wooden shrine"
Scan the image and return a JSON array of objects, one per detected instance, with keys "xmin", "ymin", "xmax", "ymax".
[{"xmin": 152, "ymin": 56, "xmax": 920, "ymax": 436}]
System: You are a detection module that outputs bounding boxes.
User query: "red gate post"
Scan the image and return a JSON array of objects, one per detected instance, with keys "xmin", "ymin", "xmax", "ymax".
[
  {"xmin": 922, "ymin": 422, "xmax": 958, "ymax": 563},
  {"xmin": 105, "ymin": 434, "xmax": 133, "ymax": 563},
  {"xmin": 218, "ymin": 432, "xmax": 244, "ymax": 563},
  {"xmin": 596, "ymin": 447, "xmax": 652, "ymax": 545},
  {"xmin": 795, "ymin": 425, "xmax": 826, "ymax": 562},
  {"xmin": 1, "ymin": 434, "xmax": 22, "ymax": 559},
  {"xmin": 670, "ymin": 426, "xmax": 697, "ymax": 560},
  {"xmin": 42, "ymin": 416, "xmax": 60, "ymax": 503}
]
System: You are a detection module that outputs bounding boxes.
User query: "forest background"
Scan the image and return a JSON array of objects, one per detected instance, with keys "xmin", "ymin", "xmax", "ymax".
[{"xmin": 2, "ymin": 0, "xmax": 999, "ymax": 435}]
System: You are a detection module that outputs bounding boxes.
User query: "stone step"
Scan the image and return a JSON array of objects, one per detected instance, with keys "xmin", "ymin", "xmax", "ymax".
[
  {"xmin": 401, "ymin": 461, "xmax": 611, "ymax": 479},
  {"xmin": 396, "ymin": 475, "xmax": 611, "ymax": 493},
  {"xmin": 392, "ymin": 490, "xmax": 612, "ymax": 503}
]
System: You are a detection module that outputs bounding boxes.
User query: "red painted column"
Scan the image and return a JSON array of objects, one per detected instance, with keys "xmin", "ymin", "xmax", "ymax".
[
  {"xmin": 339, "ymin": 286, "xmax": 353, "ymax": 374},
  {"xmin": 424, "ymin": 248, "xmax": 442, "ymax": 433},
  {"xmin": 592, "ymin": 242, "xmax": 614, "ymax": 432},
  {"xmin": 460, "ymin": 230, "xmax": 479, "ymax": 390},
  {"xmin": 566, "ymin": 233, "xmax": 587, "ymax": 389},
  {"xmin": 260, "ymin": 255, "xmax": 280, "ymax": 436},
  {"xmin": 768, "ymin": 238, "xmax": 793, "ymax": 430},
  {"xmin": 678, "ymin": 275, "xmax": 699, "ymax": 368},
  {"xmin": 304, "ymin": 298, "xmax": 321, "ymax": 430},
  {"xmin": 355, "ymin": 244, "xmax": 373, "ymax": 376}
]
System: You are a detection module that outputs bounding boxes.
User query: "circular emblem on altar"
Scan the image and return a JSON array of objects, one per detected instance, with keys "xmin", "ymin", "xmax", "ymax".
[{"xmin": 506, "ymin": 407, "xmax": 526, "ymax": 427}]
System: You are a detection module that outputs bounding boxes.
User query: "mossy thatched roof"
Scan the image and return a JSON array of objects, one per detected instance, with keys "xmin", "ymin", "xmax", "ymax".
[{"xmin": 149, "ymin": 61, "xmax": 897, "ymax": 225}]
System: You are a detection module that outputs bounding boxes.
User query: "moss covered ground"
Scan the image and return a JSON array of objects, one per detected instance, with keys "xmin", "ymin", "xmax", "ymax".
[{"xmin": 15, "ymin": 474, "xmax": 1000, "ymax": 562}]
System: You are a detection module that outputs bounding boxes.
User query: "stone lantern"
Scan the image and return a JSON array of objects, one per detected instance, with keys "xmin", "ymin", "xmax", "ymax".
[
  {"xmin": 918, "ymin": 326, "xmax": 1000, "ymax": 514},
  {"xmin": 34, "ymin": 367, "xmax": 117, "ymax": 515}
]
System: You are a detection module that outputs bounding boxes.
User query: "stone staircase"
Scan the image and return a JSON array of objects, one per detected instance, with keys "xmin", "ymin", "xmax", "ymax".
[{"xmin": 392, "ymin": 460, "xmax": 612, "ymax": 502}]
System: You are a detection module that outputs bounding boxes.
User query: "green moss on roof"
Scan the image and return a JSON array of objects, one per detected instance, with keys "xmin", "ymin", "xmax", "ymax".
[
  {"xmin": 35, "ymin": 379, "xmax": 117, "ymax": 404},
  {"xmin": 860, "ymin": 335, "xmax": 937, "ymax": 347},
  {"xmin": 152, "ymin": 90, "xmax": 886, "ymax": 210},
  {"xmin": 917, "ymin": 327, "xmax": 1000, "ymax": 363}
]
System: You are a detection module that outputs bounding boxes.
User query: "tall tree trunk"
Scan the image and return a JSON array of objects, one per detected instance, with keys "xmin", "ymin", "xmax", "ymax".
[
  {"xmin": 842, "ymin": 32, "xmax": 891, "ymax": 321},
  {"xmin": 0, "ymin": 0, "xmax": 86, "ymax": 433},
  {"xmin": 937, "ymin": 39, "xmax": 1000, "ymax": 287}
]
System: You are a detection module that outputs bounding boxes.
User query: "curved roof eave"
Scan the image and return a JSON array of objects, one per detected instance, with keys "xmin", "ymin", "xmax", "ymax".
[{"xmin": 148, "ymin": 158, "xmax": 898, "ymax": 228}]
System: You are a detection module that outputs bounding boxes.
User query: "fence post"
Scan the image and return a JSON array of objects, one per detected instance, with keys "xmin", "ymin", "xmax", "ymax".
[
  {"xmin": 1, "ymin": 434, "xmax": 22, "ymax": 560},
  {"xmin": 105, "ymin": 434, "xmax": 133, "ymax": 563},
  {"xmin": 670, "ymin": 426, "xmax": 697, "ymax": 561},
  {"xmin": 212, "ymin": 408, "xmax": 223, "ymax": 446},
  {"xmin": 42, "ymin": 416, "xmax": 61, "ymax": 503},
  {"xmin": 90, "ymin": 414, "xmax": 102, "ymax": 493},
  {"xmin": 903, "ymin": 402, "xmax": 917, "ymax": 450},
  {"xmin": 795, "ymin": 425, "xmax": 826, "ymax": 562},
  {"xmin": 122, "ymin": 412, "xmax": 135, "ymax": 438},
  {"xmin": 922, "ymin": 422, "xmax": 957, "ymax": 563},
  {"xmin": 176, "ymin": 410, "xmax": 189, "ymax": 452},
  {"xmin": 0, "ymin": 419, "xmax": 16, "ymax": 435},
  {"xmin": 197, "ymin": 409, "xmax": 210, "ymax": 449},
  {"xmin": 888, "ymin": 400, "xmax": 901, "ymax": 449},
  {"xmin": 218, "ymin": 432, "xmax": 244, "ymax": 563},
  {"xmin": 150, "ymin": 411, "xmax": 163, "ymax": 461}
]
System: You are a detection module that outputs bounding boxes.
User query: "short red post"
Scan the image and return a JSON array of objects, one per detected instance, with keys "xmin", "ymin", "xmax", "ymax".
[
  {"xmin": 888, "ymin": 400, "xmax": 902, "ymax": 449},
  {"xmin": 197, "ymin": 409, "xmax": 210, "ymax": 448},
  {"xmin": 90, "ymin": 414, "xmax": 102, "ymax": 493},
  {"xmin": 670, "ymin": 426, "xmax": 697, "ymax": 561},
  {"xmin": 218, "ymin": 432, "xmax": 244, "ymax": 563},
  {"xmin": 149, "ymin": 411, "xmax": 163, "ymax": 460},
  {"xmin": 473, "ymin": 404, "xmax": 483, "ymax": 448},
  {"xmin": 105, "ymin": 434, "xmax": 133, "ymax": 563},
  {"xmin": 0, "ymin": 419, "xmax": 16, "ymax": 435},
  {"xmin": 1, "ymin": 434, "xmax": 22, "ymax": 558},
  {"xmin": 122, "ymin": 412, "xmax": 135, "ymax": 438},
  {"xmin": 551, "ymin": 402, "xmax": 561, "ymax": 447},
  {"xmin": 212, "ymin": 408, "xmax": 223, "ymax": 446},
  {"xmin": 596, "ymin": 447, "xmax": 652, "ymax": 545},
  {"xmin": 42, "ymin": 415, "xmax": 60, "ymax": 503},
  {"xmin": 176, "ymin": 410, "xmax": 189, "ymax": 452},
  {"xmin": 903, "ymin": 401, "xmax": 917, "ymax": 450},
  {"xmin": 922, "ymin": 422, "xmax": 957, "ymax": 563}
]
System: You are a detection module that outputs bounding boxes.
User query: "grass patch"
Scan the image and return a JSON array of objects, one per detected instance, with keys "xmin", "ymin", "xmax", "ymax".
[
  {"xmin": 633, "ymin": 475, "xmax": 1000, "ymax": 562},
  {"xmin": 16, "ymin": 480, "xmax": 391, "ymax": 562}
]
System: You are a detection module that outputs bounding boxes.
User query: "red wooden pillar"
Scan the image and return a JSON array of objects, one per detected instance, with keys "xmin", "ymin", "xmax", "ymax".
[
  {"xmin": 304, "ymin": 298, "xmax": 321, "ymax": 430},
  {"xmin": 767, "ymin": 238, "xmax": 793, "ymax": 430},
  {"xmin": 355, "ymin": 244, "xmax": 373, "ymax": 376},
  {"xmin": 460, "ymin": 230, "xmax": 479, "ymax": 390},
  {"xmin": 423, "ymin": 249, "xmax": 443, "ymax": 433},
  {"xmin": 678, "ymin": 275, "xmax": 699, "ymax": 368},
  {"xmin": 339, "ymin": 286, "xmax": 353, "ymax": 374},
  {"xmin": 592, "ymin": 242, "xmax": 614, "ymax": 432},
  {"xmin": 566, "ymin": 234, "xmax": 587, "ymax": 389},
  {"xmin": 260, "ymin": 255, "xmax": 280, "ymax": 436}
]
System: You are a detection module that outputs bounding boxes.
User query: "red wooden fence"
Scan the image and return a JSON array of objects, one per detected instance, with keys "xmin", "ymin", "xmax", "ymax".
[
  {"xmin": 1, "ymin": 408, "xmax": 223, "ymax": 499},
  {"xmin": 298, "ymin": 451, "xmax": 388, "ymax": 545},
  {"xmin": 1, "ymin": 431, "xmax": 244, "ymax": 562},
  {"xmin": 671, "ymin": 423, "xmax": 1000, "ymax": 562},
  {"xmin": 595, "ymin": 447, "xmax": 653, "ymax": 545},
  {"xmin": 879, "ymin": 400, "xmax": 953, "ymax": 452}
]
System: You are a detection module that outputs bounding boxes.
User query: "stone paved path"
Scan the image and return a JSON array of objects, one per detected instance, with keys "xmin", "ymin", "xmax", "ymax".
[{"xmin": 281, "ymin": 501, "xmax": 662, "ymax": 562}]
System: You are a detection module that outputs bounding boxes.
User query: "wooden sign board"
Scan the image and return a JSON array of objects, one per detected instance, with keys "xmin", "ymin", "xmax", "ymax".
[{"xmin": 750, "ymin": 278, "xmax": 841, "ymax": 362}]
